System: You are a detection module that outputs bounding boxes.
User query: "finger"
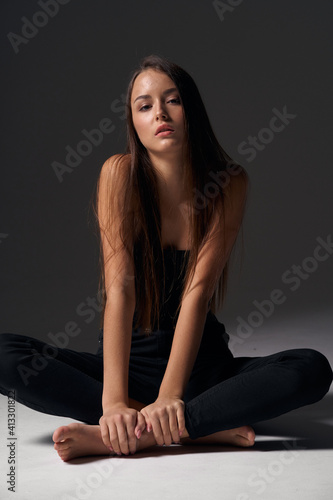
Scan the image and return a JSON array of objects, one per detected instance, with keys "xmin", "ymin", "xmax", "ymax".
[
  {"xmin": 135, "ymin": 412, "xmax": 146, "ymax": 439},
  {"xmin": 108, "ymin": 418, "xmax": 123, "ymax": 456},
  {"xmin": 124, "ymin": 414, "xmax": 139, "ymax": 454},
  {"xmin": 177, "ymin": 406, "xmax": 186, "ymax": 438},
  {"xmin": 169, "ymin": 411, "xmax": 181, "ymax": 444},
  {"xmin": 159, "ymin": 412, "xmax": 173, "ymax": 446},
  {"xmin": 115, "ymin": 420, "xmax": 130, "ymax": 455},
  {"xmin": 108, "ymin": 425, "xmax": 123, "ymax": 456},
  {"xmin": 141, "ymin": 410, "xmax": 152, "ymax": 433},
  {"xmin": 99, "ymin": 418, "xmax": 112, "ymax": 450},
  {"xmin": 127, "ymin": 422, "xmax": 138, "ymax": 455},
  {"xmin": 150, "ymin": 415, "xmax": 165, "ymax": 446}
]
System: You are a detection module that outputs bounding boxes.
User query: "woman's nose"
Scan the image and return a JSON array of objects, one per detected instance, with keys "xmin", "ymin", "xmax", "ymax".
[{"xmin": 155, "ymin": 105, "xmax": 168, "ymax": 120}]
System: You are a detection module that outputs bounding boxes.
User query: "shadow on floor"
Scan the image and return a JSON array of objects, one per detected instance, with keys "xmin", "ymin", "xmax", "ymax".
[{"xmin": 252, "ymin": 392, "xmax": 333, "ymax": 450}]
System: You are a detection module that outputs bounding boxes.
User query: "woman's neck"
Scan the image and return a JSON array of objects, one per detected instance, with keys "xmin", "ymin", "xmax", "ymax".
[{"xmin": 148, "ymin": 152, "xmax": 189, "ymax": 212}]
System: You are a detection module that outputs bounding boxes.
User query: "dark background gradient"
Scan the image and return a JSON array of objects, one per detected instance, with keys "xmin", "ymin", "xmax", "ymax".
[{"xmin": 1, "ymin": 0, "xmax": 332, "ymax": 352}]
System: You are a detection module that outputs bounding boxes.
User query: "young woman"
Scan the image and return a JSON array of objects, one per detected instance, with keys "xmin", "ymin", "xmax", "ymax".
[{"xmin": 0, "ymin": 55, "xmax": 332, "ymax": 462}]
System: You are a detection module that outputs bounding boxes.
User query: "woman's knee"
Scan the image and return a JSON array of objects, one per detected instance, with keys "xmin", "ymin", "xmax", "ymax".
[
  {"xmin": 294, "ymin": 348, "xmax": 333, "ymax": 397},
  {"xmin": 0, "ymin": 333, "xmax": 19, "ymax": 359},
  {"xmin": 0, "ymin": 333, "xmax": 39, "ymax": 389},
  {"xmin": 0, "ymin": 334, "xmax": 18, "ymax": 389}
]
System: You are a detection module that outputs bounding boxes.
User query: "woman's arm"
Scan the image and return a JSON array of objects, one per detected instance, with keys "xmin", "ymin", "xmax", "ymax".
[
  {"xmin": 102, "ymin": 293, "xmax": 135, "ymax": 409},
  {"xmin": 157, "ymin": 292, "xmax": 209, "ymax": 400},
  {"xmin": 160, "ymin": 167, "xmax": 249, "ymax": 398},
  {"xmin": 97, "ymin": 155, "xmax": 136, "ymax": 408},
  {"xmin": 140, "ymin": 167, "xmax": 249, "ymax": 444},
  {"xmin": 97, "ymin": 155, "xmax": 146, "ymax": 455}
]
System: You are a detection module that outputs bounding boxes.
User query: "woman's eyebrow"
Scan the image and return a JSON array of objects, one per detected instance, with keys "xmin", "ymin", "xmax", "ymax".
[{"xmin": 133, "ymin": 87, "xmax": 178, "ymax": 104}]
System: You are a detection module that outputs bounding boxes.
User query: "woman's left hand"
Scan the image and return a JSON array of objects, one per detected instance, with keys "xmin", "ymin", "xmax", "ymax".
[{"xmin": 139, "ymin": 397, "xmax": 185, "ymax": 446}]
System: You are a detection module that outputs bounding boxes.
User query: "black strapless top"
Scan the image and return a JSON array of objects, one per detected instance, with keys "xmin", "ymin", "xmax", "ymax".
[
  {"xmin": 158, "ymin": 247, "xmax": 189, "ymax": 330},
  {"xmin": 132, "ymin": 247, "xmax": 217, "ymax": 332}
]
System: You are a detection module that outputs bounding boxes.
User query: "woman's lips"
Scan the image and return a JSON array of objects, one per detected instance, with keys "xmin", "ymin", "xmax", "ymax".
[{"xmin": 156, "ymin": 130, "xmax": 174, "ymax": 136}]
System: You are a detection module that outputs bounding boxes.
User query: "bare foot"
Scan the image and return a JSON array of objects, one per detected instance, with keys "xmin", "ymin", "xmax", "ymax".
[
  {"xmin": 180, "ymin": 425, "xmax": 256, "ymax": 448},
  {"xmin": 52, "ymin": 423, "xmax": 158, "ymax": 462},
  {"xmin": 52, "ymin": 421, "xmax": 255, "ymax": 462}
]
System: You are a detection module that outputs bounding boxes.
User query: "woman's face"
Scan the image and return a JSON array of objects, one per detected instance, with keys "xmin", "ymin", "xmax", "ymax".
[{"xmin": 130, "ymin": 69, "xmax": 186, "ymax": 157}]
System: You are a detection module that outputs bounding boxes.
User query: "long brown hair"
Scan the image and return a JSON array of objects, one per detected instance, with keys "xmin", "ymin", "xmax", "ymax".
[{"xmin": 90, "ymin": 54, "xmax": 247, "ymax": 336}]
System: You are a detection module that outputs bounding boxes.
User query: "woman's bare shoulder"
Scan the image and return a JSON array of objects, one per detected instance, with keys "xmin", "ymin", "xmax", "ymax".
[
  {"xmin": 97, "ymin": 154, "xmax": 133, "ymax": 217},
  {"xmin": 97, "ymin": 154, "xmax": 132, "ymax": 229},
  {"xmin": 100, "ymin": 153, "xmax": 131, "ymax": 177}
]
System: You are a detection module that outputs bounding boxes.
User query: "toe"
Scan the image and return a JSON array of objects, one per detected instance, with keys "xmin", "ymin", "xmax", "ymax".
[
  {"xmin": 52, "ymin": 425, "xmax": 68, "ymax": 443},
  {"xmin": 53, "ymin": 423, "xmax": 82, "ymax": 443},
  {"xmin": 245, "ymin": 426, "xmax": 256, "ymax": 444},
  {"xmin": 54, "ymin": 440, "xmax": 71, "ymax": 451},
  {"xmin": 237, "ymin": 432, "xmax": 255, "ymax": 447},
  {"xmin": 234, "ymin": 435, "xmax": 251, "ymax": 447},
  {"xmin": 58, "ymin": 451, "xmax": 70, "ymax": 462}
]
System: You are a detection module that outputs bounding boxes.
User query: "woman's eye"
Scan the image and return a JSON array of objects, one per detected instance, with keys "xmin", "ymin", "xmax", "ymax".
[
  {"xmin": 138, "ymin": 98, "xmax": 180, "ymax": 111},
  {"xmin": 139, "ymin": 104, "xmax": 152, "ymax": 111}
]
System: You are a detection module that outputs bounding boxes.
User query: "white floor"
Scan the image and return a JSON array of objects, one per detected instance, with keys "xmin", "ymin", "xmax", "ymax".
[{"xmin": 1, "ymin": 315, "xmax": 332, "ymax": 500}]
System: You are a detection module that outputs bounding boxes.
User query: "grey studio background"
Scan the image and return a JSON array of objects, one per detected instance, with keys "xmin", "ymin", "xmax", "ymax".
[{"xmin": 1, "ymin": 0, "xmax": 332, "ymax": 355}]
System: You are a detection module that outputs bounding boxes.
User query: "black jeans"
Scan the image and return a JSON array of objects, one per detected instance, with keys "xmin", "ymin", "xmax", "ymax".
[{"xmin": 0, "ymin": 320, "xmax": 332, "ymax": 440}]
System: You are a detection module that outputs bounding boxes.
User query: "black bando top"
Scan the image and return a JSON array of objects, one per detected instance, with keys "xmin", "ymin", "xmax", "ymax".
[
  {"xmin": 158, "ymin": 247, "xmax": 189, "ymax": 330},
  {"xmin": 132, "ymin": 246, "xmax": 218, "ymax": 332}
]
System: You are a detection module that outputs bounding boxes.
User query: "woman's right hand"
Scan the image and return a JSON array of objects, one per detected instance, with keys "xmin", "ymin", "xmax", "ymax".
[{"xmin": 99, "ymin": 404, "xmax": 147, "ymax": 455}]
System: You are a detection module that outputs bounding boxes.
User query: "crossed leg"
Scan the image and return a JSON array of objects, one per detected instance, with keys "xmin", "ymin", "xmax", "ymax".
[{"xmin": 53, "ymin": 347, "xmax": 332, "ymax": 461}]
